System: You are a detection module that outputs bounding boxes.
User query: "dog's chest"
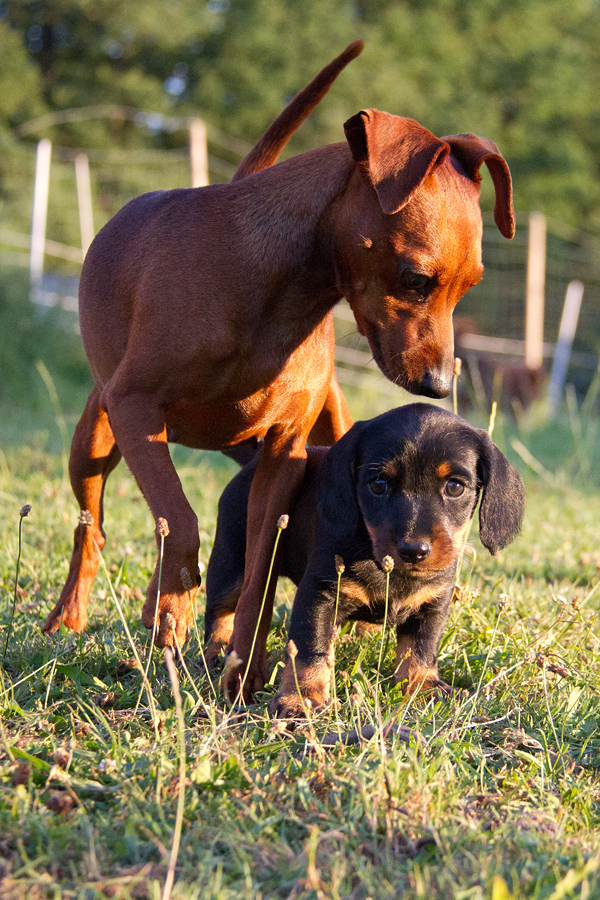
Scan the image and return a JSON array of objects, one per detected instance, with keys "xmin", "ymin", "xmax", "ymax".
[{"xmin": 338, "ymin": 567, "xmax": 444, "ymax": 625}]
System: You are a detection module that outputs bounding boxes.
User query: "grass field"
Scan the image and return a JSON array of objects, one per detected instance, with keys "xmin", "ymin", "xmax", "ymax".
[{"xmin": 1, "ymin": 383, "xmax": 600, "ymax": 900}]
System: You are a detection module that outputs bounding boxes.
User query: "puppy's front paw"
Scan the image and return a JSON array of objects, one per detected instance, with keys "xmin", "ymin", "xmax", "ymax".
[
  {"xmin": 270, "ymin": 656, "xmax": 332, "ymax": 719},
  {"xmin": 395, "ymin": 661, "xmax": 460, "ymax": 699},
  {"xmin": 428, "ymin": 677, "xmax": 459, "ymax": 697},
  {"xmin": 203, "ymin": 611, "xmax": 236, "ymax": 668},
  {"xmin": 268, "ymin": 690, "xmax": 327, "ymax": 720}
]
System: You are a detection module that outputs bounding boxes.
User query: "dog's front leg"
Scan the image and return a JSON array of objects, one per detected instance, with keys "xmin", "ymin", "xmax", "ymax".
[
  {"xmin": 104, "ymin": 389, "xmax": 200, "ymax": 648},
  {"xmin": 307, "ymin": 321, "xmax": 353, "ymax": 445},
  {"xmin": 394, "ymin": 595, "xmax": 454, "ymax": 695},
  {"xmin": 308, "ymin": 371, "xmax": 354, "ymax": 445},
  {"xmin": 220, "ymin": 432, "xmax": 309, "ymax": 703}
]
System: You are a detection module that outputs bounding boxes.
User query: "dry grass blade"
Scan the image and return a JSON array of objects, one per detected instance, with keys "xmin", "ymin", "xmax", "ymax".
[
  {"xmin": 135, "ymin": 519, "xmax": 168, "ymax": 717},
  {"xmin": 3, "ymin": 504, "xmax": 31, "ymax": 662},
  {"xmin": 231, "ymin": 513, "xmax": 288, "ymax": 706},
  {"xmin": 95, "ymin": 540, "xmax": 159, "ymax": 736},
  {"xmin": 162, "ymin": 644, "xmax": 186, "ymax": 900}
]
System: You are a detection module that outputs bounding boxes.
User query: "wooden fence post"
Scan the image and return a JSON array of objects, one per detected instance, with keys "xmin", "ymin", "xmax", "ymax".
[
  {"xmin": 30, "ymin": 138, "xmax": 52, "ymax": 303},
  {"xmin": 75, "ymin": 153, "xmax": 94, "ymax": 256},
  {"xmin": 525, "ymin": 212, "xmax": 546, "ymax": 370},
  {"xmin": 547, "ymin": 280, "xmax": 584, "ymax": 416},
  {"xmin": 189, "ymin": 118, "xmax": 209, "ymax": 188}
]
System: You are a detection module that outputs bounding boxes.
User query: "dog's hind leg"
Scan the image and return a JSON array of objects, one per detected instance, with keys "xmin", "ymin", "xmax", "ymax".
[{"xmin": 43, "ymin": 387, "xmax": 121, "ymax": 635}]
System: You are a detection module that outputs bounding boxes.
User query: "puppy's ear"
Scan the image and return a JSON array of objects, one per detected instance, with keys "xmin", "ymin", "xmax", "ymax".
[
  {"xmin": 344, "ymin": 110, "xmax": 449, "ymax": 215},
  {"xmin": 316, "ymin": 421, "xmax": 367, "ymax": 545},
  {"xmin": 477, "ymin": 432, "xmax": 525, "ymax": 554}
]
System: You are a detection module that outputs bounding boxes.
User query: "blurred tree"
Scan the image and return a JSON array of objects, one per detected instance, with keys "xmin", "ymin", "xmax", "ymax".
[
  {"xmin": 1, "ymin": 0, "xmax": 215, "ymax": 149},
  {"xmin": 185, "ymin": 0, "xmax": 359, "ymax": 150},
  {"xmin": 0, "ymin": 20, "xmax": 44, "ymax": 131},
  {"xmin": 0, "ymin": 0, "xmax": 599, "ymax": 233}
]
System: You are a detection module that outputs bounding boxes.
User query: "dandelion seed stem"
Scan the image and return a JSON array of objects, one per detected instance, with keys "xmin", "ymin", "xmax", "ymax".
[
  {"xmin": 3, "ymin": 505, "xmax": 31, "ymax": 664},
  {"xmin": 96, "ymin": 549, "xmax": 159, "ymax": 738},
  {"xmin": 233, "ymin": 515, "xmax": 287, "ymax": 706},
  {"xmin": 375, "ymin": 560, "xmax": 393, "ymax": 754},
  {"xmin": 135, "ymin": 524, "xmax": 167, "ymax": 716},
  {"xmin": 44, "ymin": 606, "xmax": 64, "ymax": 709},
  {"xmin": 162, "ymin": 647, "xmax": 186, "ymax": 900},
  {"xmin": 452, "ymin": 357, "xmax": 462, "ymax": 416},
  {"xmin": 329, "ymin": 557, "xmax": 344, "ymax": 733}
]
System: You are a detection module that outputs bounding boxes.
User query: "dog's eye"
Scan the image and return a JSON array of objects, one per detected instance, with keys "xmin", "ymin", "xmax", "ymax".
[
  {"xmin": 368, "ymin": 477, "xmax": 389, "ymax": 496},
  {"xmin": 401, "ymin": 269, "xmax": 430, "ymax": 291},
  {"xmin": 445, "ymin": 479, "xmax": 465, "ymax": 498}
]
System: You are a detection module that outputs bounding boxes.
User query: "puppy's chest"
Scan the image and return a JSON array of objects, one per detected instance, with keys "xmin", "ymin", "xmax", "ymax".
[{"xmin": 337, "ymin": 566, "xmax": 443, "ymax": 624}]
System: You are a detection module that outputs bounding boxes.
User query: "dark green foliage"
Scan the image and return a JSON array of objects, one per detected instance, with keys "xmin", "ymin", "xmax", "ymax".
[{"xmin": 1, "ymin": 0, "xmax": 600, "ymax": 232}]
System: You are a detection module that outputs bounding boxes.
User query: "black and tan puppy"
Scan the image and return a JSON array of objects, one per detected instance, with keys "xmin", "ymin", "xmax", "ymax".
[{"xmin": 205, "ymin": 404, "xmax": 525, "ymax": 716}]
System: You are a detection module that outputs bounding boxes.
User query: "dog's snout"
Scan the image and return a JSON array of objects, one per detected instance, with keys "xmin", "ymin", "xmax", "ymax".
[
  {"xmin": 418, "ymin": 370, "xmax": 452, "ymax": 399},
  {"xmin": 398, "ymin": 539, "xmax": 432, "ymax": 563}
]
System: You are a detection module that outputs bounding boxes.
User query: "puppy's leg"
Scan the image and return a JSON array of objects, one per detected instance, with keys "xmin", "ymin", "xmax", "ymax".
[
  {"xmin": 270, "ymin": 642, "xmax": 334, "ymax": 718},
  {"xmin": 104, "ymin": 389, "xmax": 200, "ymax": 648},
  {"xmin": 269, "ymin": 563, "xmax": 337, "ymax": 717},
  {"xmin": 43, "ymin": 387, "xmax": 121, "ymax": 635},
  {"xmin": 394, "ymin": 598, "xmax": 453, "ymax": 696}
]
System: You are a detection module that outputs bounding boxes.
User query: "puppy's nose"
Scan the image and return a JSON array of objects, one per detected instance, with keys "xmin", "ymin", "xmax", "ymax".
[{"xmin": 398, "ymin": 540, "xmax": 432, "ymax": 563}]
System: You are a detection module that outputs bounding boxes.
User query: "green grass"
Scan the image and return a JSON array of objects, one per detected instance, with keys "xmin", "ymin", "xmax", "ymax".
[{"xmin": 1, "ymin": 391, "xmax": 600, "ymax": 900}]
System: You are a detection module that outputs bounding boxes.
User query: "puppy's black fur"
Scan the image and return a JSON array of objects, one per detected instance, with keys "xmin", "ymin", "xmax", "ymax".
[{"xmin": 204, "ymin": 403, "xmax": 525, "ymax": 716}]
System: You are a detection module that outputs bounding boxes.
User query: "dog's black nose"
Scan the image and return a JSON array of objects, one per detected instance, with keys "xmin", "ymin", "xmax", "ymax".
[
  {"xmin": 398, "ymin": 540, "xmax": 432, "ymax": 563},
  {"xmin": 419, "ymin": 371, "xmax": 451, "ymax": 399}
]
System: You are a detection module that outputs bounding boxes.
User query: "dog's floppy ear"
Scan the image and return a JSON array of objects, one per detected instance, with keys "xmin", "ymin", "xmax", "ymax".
[
  {"xmin": 344, "ymin": 110, "xmax": 450, "ymax": 215},
  {"xmin": 443, "ymin": 134, "xmax": 515, "ymax": 239},
  {"xmin": 316, "ymin": 420, "xmax": 368, "ymax": 545},
  {"xmin": 476, "ymin": 431, "xmax": 525, "ymax": 554}
]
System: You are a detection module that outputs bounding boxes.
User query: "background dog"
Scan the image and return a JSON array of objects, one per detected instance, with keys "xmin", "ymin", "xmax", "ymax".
[{"xmin": 205, "ymin": 404, "xmax": 525, "ymax": 716}]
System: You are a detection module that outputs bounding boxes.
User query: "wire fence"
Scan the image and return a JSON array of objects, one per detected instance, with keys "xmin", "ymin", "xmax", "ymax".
[{"xmin": 1, "ymin": 130, "xmax": 599, "ymax": 401}]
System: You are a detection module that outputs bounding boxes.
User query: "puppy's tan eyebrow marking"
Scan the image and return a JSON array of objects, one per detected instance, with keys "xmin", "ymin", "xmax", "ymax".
[{"xmin": 437, "ymin": 462, "xmax": 452, "ymax": 478}]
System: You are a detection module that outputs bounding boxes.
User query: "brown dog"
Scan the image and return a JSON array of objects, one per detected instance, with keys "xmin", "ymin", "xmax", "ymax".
[{"xmin": 44, "ymin": 41, "xmax": 515, "ymax": 702}]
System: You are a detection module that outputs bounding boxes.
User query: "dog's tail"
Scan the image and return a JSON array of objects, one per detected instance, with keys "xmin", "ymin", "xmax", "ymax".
[{"xmin": 232, "ymin": 39, "xmax": 364, "ymax": 181}]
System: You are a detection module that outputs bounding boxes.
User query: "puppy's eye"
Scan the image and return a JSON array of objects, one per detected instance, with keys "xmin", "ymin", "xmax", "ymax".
[
  {"xmin": 401, "ymin": 269, "xmax": 430, "ymax": 291},
  {"xmin": 368, "ymin": 477, "xmax": 389, "ymax": 496},
  {"xmin": 445, "ymin": 479, "xmax": 465, "ymax": 498}
]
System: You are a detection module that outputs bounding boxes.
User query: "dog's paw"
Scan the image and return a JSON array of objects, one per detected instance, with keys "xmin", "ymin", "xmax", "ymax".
[
  {"xmin": 430, "ymin": 677, "xmax": 459, "ymax": 698},
  {"xmin": 42, "ymin": 598, "xmax": 88, "ymax": 635},
  {"xmin": 142, "ymin": 594, "xmax": 193, "ymax": 649},
  {"xmin": 268, "ymin": 691, "xmax": 327, "ymax": 720},
  {"xmin": 407, "ymin": 675, "xmax": 463, "ymax": 700},
  {"xmin": 440, "ymin": 681, "xmax": 469, "ymax": 702},
  {"xmin": 202, "ymin": 638, "xmax": 227, "ymax": 671},
  {"xmin": 220, "ymin": 650, "xmax": 267, "ymax": 704},
  {"xmin": 203, "ymin": 612, "xmax": 235, "ymax": 668}
]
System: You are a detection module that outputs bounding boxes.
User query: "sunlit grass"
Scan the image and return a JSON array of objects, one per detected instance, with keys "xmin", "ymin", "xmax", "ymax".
[{"xmin": 1, "ymin": 394, "xmax": 600, "ymax": 898}]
